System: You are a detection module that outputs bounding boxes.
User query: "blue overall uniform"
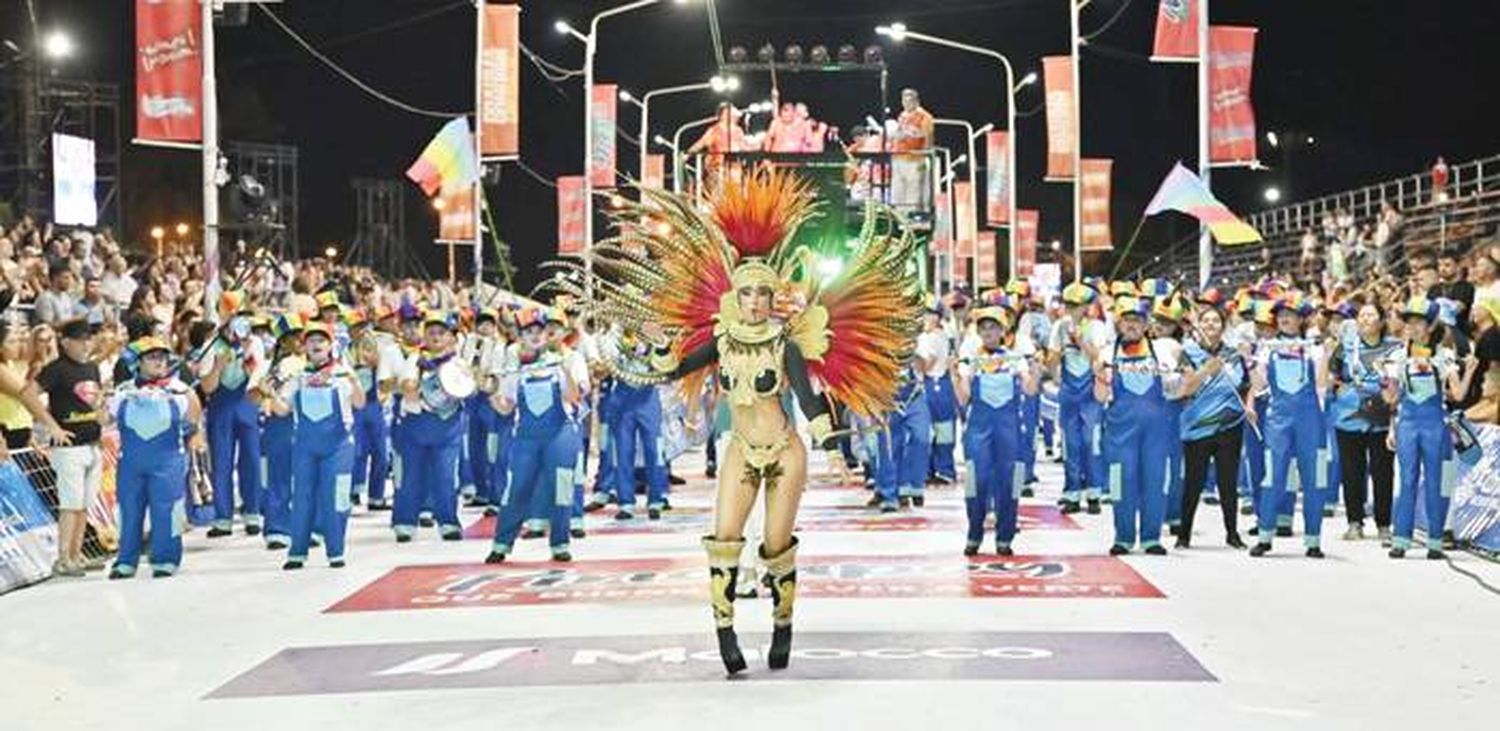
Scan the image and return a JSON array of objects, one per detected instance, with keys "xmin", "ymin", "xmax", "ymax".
[
  {"xmin": 1258, "ymin": 341, "xmax": 1328, "ymax": 550},
  {"xmin": 286, "ymin": 366, "xmax": 356, "ymax": 564},
  {"xmin": 1019, "ymin": 311, "xmax": 1052, "ymax": 484},
  {"xmin": 926, "ymin": 371, "xmax": 959, "ymax": 482},
  {"xmin": 260, "ymin": 408, "xmax": 295, "ymax": 546},
  {"xmin": 962, "ymin": 347, "xmax": 1027, "ymax": 552},
  {"xmin": 463, "ymin": 390, "xmax": 500, "ymax": 505},
  {"xmin": 492, "ymin": 363, "xmax": 578, "ymax": 556},
  {"xmin": 858, "ymin": 412, "xmax": 898, "ymax": 508},
  {"xmin": 110, "ymin": 380, "xmax": 191, "ymax": 577},
  {"xmin": 890, "ymin": 370, "xmax": 932, "ymax": 502},
  {"xmin": 350, "ymin": 363, "xmax": 390, "ymax": 506},
  {"xmin": 205, "ymin": 339, "xmax": 263, "ymax": 532},
  {"xmin": 1104, "ymin": 341, "xmax": 1170, "ymax": 551},
  {"xmin": 488, "ymin": 408, "xmax": 516, "ymax": 511},
  {"xmin": 589, "ymin": 378, "xmax": 620, "ymax": 504},
  {"xmin": 1330, "ymin": 336, "xmax": 1400, "ymax": 527},
  {"xmin": 392, "ymin": 357, "xmax": 465, "ymax": 539},
  {"xmin": 1056, "ymin": 321, "xmax": 1106, "ymax": 507},
  {"xmin": 611, "ymin": 381, "xmax": 668, "ymax": 514},
  {"xmin": 1392, "ymin": 347, "xmax": 1457, "ymax": 552},
  {"xmin": 1163, "ymin": 386, "xmax": 1187, "ymax": 529}
]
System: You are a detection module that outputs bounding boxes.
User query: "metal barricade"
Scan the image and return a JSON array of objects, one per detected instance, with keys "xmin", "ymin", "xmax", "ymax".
[{"xmin": 9, "ymin": 432, "xmax": 121, "ymax": 562}]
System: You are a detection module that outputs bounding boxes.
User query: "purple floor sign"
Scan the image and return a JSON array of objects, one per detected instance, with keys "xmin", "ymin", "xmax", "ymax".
[{"xmin": 208, "ymin": 631, "xmax": 1215, "ymax": 697}]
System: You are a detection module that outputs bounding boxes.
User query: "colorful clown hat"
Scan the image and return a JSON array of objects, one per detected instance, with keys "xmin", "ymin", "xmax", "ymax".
[
  {"xmin": 1113, "ymin": 295, "xmax": 1151, "ymax": 319},
  {"xmin": 1273, "ymin": 293, "xmax": 1313, "ymax": 318},
  {"xmin": 1109, "ymin": 281, "xmax": 1138, "ymax": 298},
  {"xmin": 514, "ymin": 306, "xmax": 550, "ymax": 331},
  {"xmin": 217, "ymin": 290, "xmax": 250, "ymax": 319},
  {"xmin": 1138, "ymin": 278, "xmax": 1174, "ymax": 299},
  {"xmin": 1005, "ymin": 280, "xmax": 1032, "ymax": 300},
  {"xmin": 970, "ymin": 306, "xmax": 1012, "ymax": 329},
  {"xmin": 1061, "ymin": 282, "xmax": 1098, "ymax": 306},
  {"xmin": 1197, "ymin": 287, "xmax": 1228, "ymax": 309},
  {"xmin": 271, "ymin": 313, "xmax": 305, "ymax": 340},
  {"xmin": 1252, "ymin": 300, "xmax": 1277, "ymax": 327},
  {"xmin": 422, "ymin": 309, "xmax": 460, "ymax": 331},
  {"xmin": 315, "ymin": 290, "xmax": 342, "ymax": 311},
  {"xmin": 130, "ymin": 335, "xmax": 172, "ymax": 356},
  {"xmin": 1400, "ymin": 296, "xmax": 1440, "ymax": 324},
  {"xmin": 303, "ymin": 321, "xmax": 335, "ymax": 341},
  {"xmin": 1152, "ymin": 293, "xmax": 1189, "ymax": 322}
]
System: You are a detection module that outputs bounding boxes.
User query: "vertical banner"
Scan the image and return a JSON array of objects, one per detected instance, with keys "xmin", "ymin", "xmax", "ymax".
[
  {"xmin": 479, "ymin": 4, "xmax": 520, "ymax": 158},
  {"xmin": 590, "ymin": 85, "xmax": 618, "ymax": 188},
  {"xmin": 1209, "ymin": 26, "xmax": 1259, "ymax": 165},
  {"xmin": 985, "ymin": 131, "xmax": 1011, "ymax": 226},
  {"xmin": 1043, "ymin": 56, "xmax": 1077, "ymax": 181},
  {"xmin": 932, "ymin": 189, "xmax": 952, "ymax": 255},
  {"xmin": 437, "ymin": 187, "xmax": 476, "ymax": 242},
  {"xmin": 557, "ymin": 176, "xmax": 587, "ymax": 255},
  {"xmin": 1016, "ymin": 209, "xmax": 1040, "ymax": 277},
  {"xmin": 135, "ymin": 0, "xmax": 202, "ymax": 143},
  {"xmin": 642, "ymin": 154, "xmax": 666, "ymax": 190},
  {"xmin": 976, "ymin": 231, "xmax": 998, "ymax": 288},
  {"xmin": 954, "ymin": 181, "xmax": 977, "ymax": 254},
  {"xmin": 1151, "ymin": 0, "xmax": 1200, "ymax": 61},
  {"xmin": 954, "ymin": 253, "xmax": 971, "ymax": 287},
  {"xmin": 52, "ymin": 134, "xmax": 97, "ymax": 227},
  {"xmin": 1080, "ymin": 159, "xmax": 1113, "ymax": 251}
]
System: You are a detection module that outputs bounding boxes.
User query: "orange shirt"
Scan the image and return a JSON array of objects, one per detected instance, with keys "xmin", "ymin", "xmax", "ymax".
[{"xmin": 893, "ymin": 107, "xmax": 934, "ymax": 153}]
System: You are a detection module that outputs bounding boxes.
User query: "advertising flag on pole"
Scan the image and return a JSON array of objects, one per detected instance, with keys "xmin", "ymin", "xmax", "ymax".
[
  {"xmin": 1209, "ymin": 26, "xmax": 1259, "ymax": 165},
  {"xmin": 642, "ymin": 154, "xmax": 666, "ymax": 190},
  {"xmin": 954, "ymin": 181, "xmax": 977, "ymax": 255},
  {"xmin": 1043, "ymin": 56, "xmax": 1077, "ymax": 182},
  {"xmin": 1080, "ymin": 159, "xmax": 1113, "ymax": 251},
  {"xmin": 985, "ymin": 131, "xmax": 1011, "ymax": 225},
  {"xmin": 590, "ymin": 85, "xmax": 618, "ymax": 188},
  {"xmin": 436, "ymin": 188, "xmax": 476, "ymax": 243},
  {"xmin": 955, "ymin": 251, "xmax": 971, "ymax": 287},
  {"xmin": 135, "ymin": 0, "xmax": 202, "ymax": 144},
  {"xmin": 479, "ymin": 4, "xmax": 520, "ymax": 159},
  {"xmin": 1151, "ymin": 0, "xmax": 1200, "ymax": 61},
  {"xmin": 406, "ymin": 118, "xmax": 480, "ymax": 197},
  {"xmin": 1016, "ymin": 210, "xmax": 1040, "ymax": 277},
  {"xmin": 976, "ymin": 231, "xmax": 998, "ymax": 288},
  {"xmin": 932, "ymin": 189, "xmax": 952, "ymax": 255},
  {"xmin": 1145, "ymin": 162, "xmax": 1262, "ymax": 245},
  {"xmin": 557, "ymin": 176, "xmax": 587, "ymax": 255}
]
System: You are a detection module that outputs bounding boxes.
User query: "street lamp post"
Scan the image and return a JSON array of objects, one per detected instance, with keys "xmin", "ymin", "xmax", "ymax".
[
  {"xmin": 935, "ymin": 119, "xmax": 992, "ymax": 283},
  {"xmin": 619, "ymin": 76, "xmax": 736, "ymax": 185},
  {"xmin": 151, "ymin": 226, "xmax": 165, "ymax": 259},
  {"xmin": 671, "ymin": 116, "xmax": 718, "ymax": 195},
  {"xmin": 877, "ymin": 24, "xmax": 1033, "ymax": 277}
]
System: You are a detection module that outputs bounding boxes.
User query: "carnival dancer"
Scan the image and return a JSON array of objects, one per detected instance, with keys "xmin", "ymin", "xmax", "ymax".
[
  {"xmin": 485, "ymin": 306, "xmax": 586, "ymax": 562},
  {"xmin": 200, "ymin": 292, "xmax": 268, "ymax": 538},
  {"xmin": 559, "ymin": 168, "xmax": 922, "ymax": 675},
  {"xmin": 1329, "ymin": 302, "xmax": 1400, "ymax": 542},
  {"xmin": 917, "ymin": 297, "xmax": 958, "ymax": 485},
  {"xmin": 107, "ymin": 336, "xmax": 203, "ymax": 579},
  {"xmin": 1047, "ymin": 282, "xmax": 1110, "ymax": 515},
  {"xmin": 1174, "ymin": 292, "xmax": 1248, "ymax": 549},
  {"xmin": 600, "ymin": 325, "xmax": 669, "ymax": 520},
  {"xmin": 272, "ymin": 321, "xmax": 364, "ymax": 569},
  {"xmin": 954, "ymin": 301, "xmax": 1037, "ymax": 556},
  {"xmin": 256, "ymin": 314, "xmax": 305, "ymax": 550},
  {"xmin": 1097, "ymin": 295, "xmax": 1175, "ymax": 555},
  {"xmin": 1385, "ymin": 296, "xmax": 1470, "ymax": 559},
  {"xmin": 1248, "ymin": 293, "xmax": 1330, "ymax": 558},
  {"xmin": 391, "ymin": 311, "xmax": 470, "ymax": 542}
]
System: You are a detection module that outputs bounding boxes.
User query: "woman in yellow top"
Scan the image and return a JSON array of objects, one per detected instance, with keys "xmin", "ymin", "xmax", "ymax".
[{"xmin": 0, "ymin": 319, "xmax": 69, "ymax": 462}]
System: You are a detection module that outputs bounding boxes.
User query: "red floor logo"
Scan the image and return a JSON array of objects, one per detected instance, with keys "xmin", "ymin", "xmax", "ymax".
[{"xmin": 327, "ymin": 553, "xmax": 1163, "ymax": 613}]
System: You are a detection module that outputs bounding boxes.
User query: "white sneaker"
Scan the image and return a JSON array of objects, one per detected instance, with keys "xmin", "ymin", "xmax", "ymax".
[
  {"xmin": 52, "ymin": 559, "xmax": 85, "ymax": 578},
  {"xmin": 1342, "ymin": 524, "xmax": 1364, "ymax": 541}
]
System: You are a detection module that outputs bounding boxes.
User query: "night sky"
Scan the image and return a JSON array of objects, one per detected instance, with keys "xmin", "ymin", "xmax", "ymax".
[{"xmin": 12, "ymin": 0, "xmax": 1500, "ymax": 288}]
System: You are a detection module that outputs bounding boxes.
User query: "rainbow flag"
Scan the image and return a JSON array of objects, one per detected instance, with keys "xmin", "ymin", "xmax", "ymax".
[
  {"xmin": 1144, "ymin": 162, "xmax": 1262, "ymax": 245},
  {"xmin": 406, "ymin": 117, "xmax": 480, "ymax": 197}
]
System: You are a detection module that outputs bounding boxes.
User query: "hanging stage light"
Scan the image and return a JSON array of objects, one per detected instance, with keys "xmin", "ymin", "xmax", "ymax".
[
  {"xmin": 783, "ymin": 43, "xmax": 804, "ymax": 64},
  {"xmin": 728, "ymin": 45, "xmax": 748, "ymax": 63},
  {"xmin": 837, "ymin": 44, "xmax": 857, "ymax": 63},
  {"xmin": 757, "ymin": 43, "xmax": 776, "ymax": 63},
  {"xmin": 809, "ymin": 44, "xmax": 830, "ymax": 65}
]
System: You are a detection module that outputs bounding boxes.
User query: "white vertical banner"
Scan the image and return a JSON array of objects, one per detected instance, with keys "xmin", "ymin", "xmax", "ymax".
[{"xmin": 52, "ymin": 134, "xmax": 97, "ymax": 227}]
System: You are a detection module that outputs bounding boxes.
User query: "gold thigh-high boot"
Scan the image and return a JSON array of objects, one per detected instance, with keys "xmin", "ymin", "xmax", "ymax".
[
  {"xmin": 761, "ymin": 536, "xmax": 799, "ymax": 670},
  {"xmin": 702, "ymin": 536, "xmax": 748, "ymax": 675}
]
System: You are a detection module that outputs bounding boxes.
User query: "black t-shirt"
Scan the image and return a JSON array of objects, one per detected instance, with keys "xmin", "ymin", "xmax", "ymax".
[
  {"xmin": 36, "ymin": 355, "xmax": 102, "ymax": 445},
  {"xmin": 1457, "ymin": 327, "xmax": 1500, "ymax": 409}
]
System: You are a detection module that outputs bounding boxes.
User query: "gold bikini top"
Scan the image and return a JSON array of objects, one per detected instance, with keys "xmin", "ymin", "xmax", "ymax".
[{"xmin": 716, "ymin": 331, "xmax": 785, "ymax": 408}]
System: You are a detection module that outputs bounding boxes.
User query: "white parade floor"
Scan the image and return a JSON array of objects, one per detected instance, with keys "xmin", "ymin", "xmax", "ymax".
[{"xmin": 3, "ymin": 452, "xmax": 1498, "ymax": 731}]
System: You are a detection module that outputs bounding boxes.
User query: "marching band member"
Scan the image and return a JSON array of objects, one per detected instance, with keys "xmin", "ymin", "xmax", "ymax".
[
  {"xmin": 1174, "ymin": 292, "xmax": 1248, "ymax": 549},
  {"xmin": 391, "ymin": 311, "xmax": 469, "ymax": 542},
  {"xmin": 272, "ymin": 321, "xmax": 365, "ymax": 569},
  {"xmin": 1012, "ymin": 281, "xmax": 1051, "ymax": 495},
  {"xmin": 485, "ymin": 306, "xmax": 586, "ymax": 562},
  {"xmin": 600, "ymin": 325, "xmax": 669, "ymax": 521},
  {"xmin": 1149, "ymin": 293, "xmax": 1190, "ymax": 536},
  {"xmin": 890, "ymin": 353, "xmax": 932, "ymax": 508},
  {"xmin": 1097, "ymin": 295, "xmax": 1174, "ymax": 555},
  {"xmin": 1240, "ymin": 298, "xmax": 1294, "ymax": 534},
  {"xmin": 357, "ymin": 304, "xmax": 407, "ymax": 511},
  {"xmin": 460, "ymin": 308, "xmax": 503, "ymax": 509},
  {"xmin": 257, "ymin": 314, "xmax": 305, "ymax": 550},
  {"xmin": 1047, "ymin": 282, "xmax": 1110, "ymax": 514},
  {"xmin": 1248, "ymin": 294, "xmax": 1330, "ymax": 558},
  {"xmin": 1385, "ymin": 297, "xmax": 1470, "ymax": 559},
  {"xmin": 918, "ymin": 299, "xmax": 958, "ymax": 486},
  {"xmin": 955, "ymin": 301, "xmax": 1038, "ymax": 556},
  {"xmin": 1329, "ymin": 302, "xmax": 1400, "ymax": 542},
  {"xmin": 107, "ymin": 336, "xmax": 204, "ymax": 579},
  {"xmin": 201, "ymin": 292, "xmax": 268, "ymax": 538}
]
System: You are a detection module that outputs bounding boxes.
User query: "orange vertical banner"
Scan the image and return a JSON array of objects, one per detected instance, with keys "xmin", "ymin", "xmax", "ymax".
[
  {"xmin": 479, "ymin": 4, "xmax": 520, "ymax": 159},
  {"xmin": 932, "ymin": 189, "xmax": 952, "ymax": 255},
  {"xmin": 954, "ymin": 181, "xmax": 977, "ymax": 254},
  {"xmin": 985, "ymin": 131, "xmax": 1010, "ymax": 225},
  {"xmin": 437, "ymin": 188, "xmax": 476, "ymax": 242},
  {"xmin": 954, "ymin": 252, "xmax": 971, "ymax": 287},
  {"xmin": 1209, "ymin": 26, "xmax": 1259, "ymax": 165},
  {"xmin": 642, "ymin": 154, "xmax": 666, "ymax": 190},
  {"xmin": 1043, "ymin": 56, "xmax": 1077, "ymax": 182},
  {"xmin": 557, "ymin": 176, "xmax": 586, "ymax": 255},
  {"xmin": 976, "ymin": 231, "xmax": 998, "ymax": 288},
  {"xmin": 1080, "ymin": 159, "xmax": 1113, "ymax": 251},
  {"xmin": 1016, "ymin": 209, "xmax": 1040, "ymax": 277},
  {"xmin": 1151, "ymin": 0, "xmax": 1200, "ymax": 61},
  {"xmin": 590, "ymin": 85, "xmax": 618, "ymax": 188}
]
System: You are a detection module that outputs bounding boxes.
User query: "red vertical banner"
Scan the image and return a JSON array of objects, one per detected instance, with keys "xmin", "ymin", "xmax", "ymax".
[
  {"xmin": 1209, "ymin": 26, "xmax": 1259, "ymax": 165},
  {"xmin": 642, "ymin": 154, "xmax": 666, "ymax": 190},
  {"xmin": 1043, "ymin": 56, "xmax": 1077, "ymax": 181},
  {"xmin": 985, "ymin": 131, "xmax": 1011, "ymax": 226},
  {"xmin": 954, "ymin": 253, "xmax": 971, "ymax": 287},
  {"xmin": 557, "ymin": 176, "xmax": 586, "ymax": 255},
  {"xmin": 1080, "ymin": 159, "xmax": 1113, "ymax": 251},
  {"xmin": 976, "ymin": 231, "xmax": 998, "ymax": 288},
  {"xmin": 437, "ymin": 188, "xmax": 476, "ymax": 242},
  {"xmin": 590, "ymin": 85, "xmax": 618, "ymax": 188},
  {"xmin": 1016, "ymin": 209, "xmax": 1040, "ymax": 277},
  {"xmin": 1151, "ymin": 0, "xmax": 1200, "ymax": 61},
  {"xmin": 932, "ymin": 189, "xmax": 952, "ymax": 255},
  {"xmin": 135, "ymin": 0, "xmax": 202, "ymax": 143},
  {"xmin": 479, "ymin": 4, "xmax": 520, "ymax": 158},
  {"xmin": 954, "ymin": 181, "xmax": 977, "ymax": 255}
]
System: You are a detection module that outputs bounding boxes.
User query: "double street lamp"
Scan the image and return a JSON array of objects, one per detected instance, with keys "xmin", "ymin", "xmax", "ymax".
[{"xmin": 618, "ymin": 75, "xmax": 738, "ymax": 183}]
